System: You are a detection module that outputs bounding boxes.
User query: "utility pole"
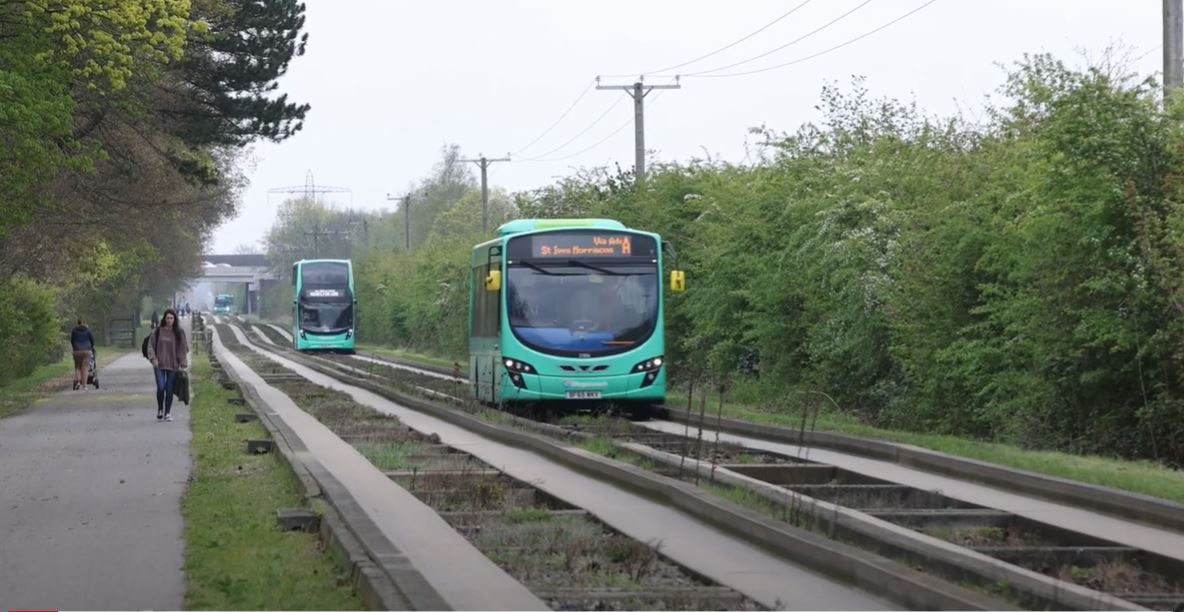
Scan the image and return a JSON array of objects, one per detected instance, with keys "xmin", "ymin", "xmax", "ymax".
[
  {"xmin": 597, "ymin": 77, "xmax": 680, "ymax": 182},
  {"xmin": 459, "ymin": 154, "xmax": 510, "ymax": 232},
  {"xmin": 386, "ymin": 193, "xmax": 412, "ymax": 251},
  {"xmin": 1167, "ymin": 0, "xmax": 1183, "ymax": 98}
]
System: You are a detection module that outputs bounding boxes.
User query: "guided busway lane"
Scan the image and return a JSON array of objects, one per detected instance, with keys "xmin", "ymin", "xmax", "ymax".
[
  {"xmin": 211, "ymin": 326, "xmax": 547, "ymax": 611},
  {"xmin": 224, "ymin": 324, "xmax": 897, "ymax": 611},
  {"xmin": 640, "ymin": 419, "xmax": 1184, "ymax": 563}
]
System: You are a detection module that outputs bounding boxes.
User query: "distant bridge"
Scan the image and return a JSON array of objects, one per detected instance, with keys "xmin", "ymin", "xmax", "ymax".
[{"xmin": 189, "ymin": 254, "xmax": 279, "ymax": 315}]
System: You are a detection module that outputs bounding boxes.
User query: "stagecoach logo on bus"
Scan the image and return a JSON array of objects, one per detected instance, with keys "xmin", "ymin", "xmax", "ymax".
[{"xmin": 563, "ymin": 380, "xmax": 609, "ymax": 388}]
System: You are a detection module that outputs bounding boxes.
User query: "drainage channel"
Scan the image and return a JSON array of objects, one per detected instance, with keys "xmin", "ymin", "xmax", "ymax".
[
  {"xmin": 216, "ymin": 326, "xmax": 761, "ymax": 611},
  {"xmin": 586, "ymin": 423, "xmax": 1184, "ymax": 611}
]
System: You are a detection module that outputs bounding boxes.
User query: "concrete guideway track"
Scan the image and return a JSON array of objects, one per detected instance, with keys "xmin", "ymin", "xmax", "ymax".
[
  {"xmin": 251, "ymin": 324, "xmax": 276, "ymax": 346},
  {"xmin": 211, "ymin": 327, "xmax": 547, "ymax": 611},
  {"xmin": 348, "ymin": 353, "xmax": 461, "ymax": 382},
  {"xmin": 640, "ymin": 419, "xmax": 1184, "ymax": 564},
  {"xmin": 224, "ymin": 324, "xmax": 897, "ymax": 611},
  {"xmin": 266, "ymin": 322, "xmax": 293, "ymax": 342}
]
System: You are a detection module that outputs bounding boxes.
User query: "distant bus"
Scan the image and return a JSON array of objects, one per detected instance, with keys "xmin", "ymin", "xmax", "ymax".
[
  {"xmin": 213, "ymin": 294, "xmax": 234, "ymax": 314},
  {"xmin": 292, "ymin": 259, "xmax": 356, "ymax": 352},
  {"xmin": 468, "ymin": 218, "xmax": 685, "ymax": 413}
]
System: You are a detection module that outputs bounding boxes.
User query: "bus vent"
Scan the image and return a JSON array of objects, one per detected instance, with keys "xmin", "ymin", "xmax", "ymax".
[{"xmin": 559, "ymin": 364, "xmax": 611, "ymax": 372}]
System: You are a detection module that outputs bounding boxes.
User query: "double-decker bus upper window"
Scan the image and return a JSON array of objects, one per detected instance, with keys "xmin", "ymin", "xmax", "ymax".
[{"xmin": 301, "ymin": 261, "xmax": 349, "ymax": 285}]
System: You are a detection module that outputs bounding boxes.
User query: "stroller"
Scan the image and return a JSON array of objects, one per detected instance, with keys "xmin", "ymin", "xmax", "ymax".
[{"xmin": 86, "ymin": 351, "xmax": 100, "ymax": 389}]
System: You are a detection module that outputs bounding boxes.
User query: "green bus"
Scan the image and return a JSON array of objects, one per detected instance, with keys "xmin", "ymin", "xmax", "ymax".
[
  {"xmin": 292, "ymin": 259, "xmax": 356, "ymax": 353},
  {"xmin": 469, "ymin": 219, "xmax": 685, "ymax": 413},
  {"xmin": 213, "ymin": 293, "xmax": 234, "ymax": 314}
]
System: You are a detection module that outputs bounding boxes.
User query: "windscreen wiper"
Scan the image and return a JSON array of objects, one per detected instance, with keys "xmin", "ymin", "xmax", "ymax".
[
  {"xmin": 565, "ymin": 260, "xmax": 627, "ymax": 276},
  {"xmin": 513, "ymin": 260, "xmax": 572, "ymax": 276}
]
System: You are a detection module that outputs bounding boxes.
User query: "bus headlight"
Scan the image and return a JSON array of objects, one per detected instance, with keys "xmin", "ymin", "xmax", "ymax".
[
  {"xmin": 503, "ymin": 358, "xmax": 535, "ymax": 389},
  {"xmin": 346, "ymin": 328, "xmax": 353, "ymax": 339},
  {"xmin": 632, "ymin": 356, "xmax": 663, "ymax": 372},
  {"xmin": 300, "ymin": 330, "xmax": 307, "ymax": 340},
  {"xmin": 503, "ymin": 358, "xmax": 535, "ymax": 374},
  {"xmin": 633, "ymin": 356, "xmax": 663, "ymax": 388}
]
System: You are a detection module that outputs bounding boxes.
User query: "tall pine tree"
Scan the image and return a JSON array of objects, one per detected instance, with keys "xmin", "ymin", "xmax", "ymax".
[{"xmin": 165, "ymin": 0, "xmax": 311, "ymax": 146}]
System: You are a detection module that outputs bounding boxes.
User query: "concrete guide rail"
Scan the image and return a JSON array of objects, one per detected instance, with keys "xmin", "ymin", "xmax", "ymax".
[
  {"xmin": 227, "ymin": 323, "xmax": 1009, "ymax": 611},
  {"xmin": 662, "ymin": 411, "xmax": 1184, "ymax": 533},
  {"xmin": 617, "ymin": 437, "xmax": 1147, "ymax": 611},
  {"xmin": 211, "ymin": 327, "xmax": 546, "ymax": 611},
  {"xmin": 646, "ymin": 418, "xmax": 1184, "ymax": 564}
]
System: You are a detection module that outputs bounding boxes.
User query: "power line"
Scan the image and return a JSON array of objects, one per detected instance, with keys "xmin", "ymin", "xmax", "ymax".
[
  {"xmin": 523, "ymin": 87, "xmax": 676, "ymax": 164},
  {"xmin": 669, "ymin": 0, "xmax": 875, "ymax": 78},
  {"xmin": 600, "ymin": 0, "xmax": 814, "ymax": 78},
  {"xmin": 511, "ymin": 80, "xmax": 596, "ymax": 156},
  {"xmin": 684, "ymin": 0, "xmax": 939, "ymax": 79},
  {"xmin": 1136, "ymin": 44, "xmax": 1161, "ymax": 62},
  {"xmin": 521, "ymin": 95, "xmax": 627, "ymax": 160}
]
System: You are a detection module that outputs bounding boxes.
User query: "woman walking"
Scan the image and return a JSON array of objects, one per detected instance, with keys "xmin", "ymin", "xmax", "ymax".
[
  {"xmin": 146, "ymin": 309, "xmax": 188, "ymax": 421},
  {"xmin": 69, "ymin": 319, "xmax": 96, "ymax": 391}
]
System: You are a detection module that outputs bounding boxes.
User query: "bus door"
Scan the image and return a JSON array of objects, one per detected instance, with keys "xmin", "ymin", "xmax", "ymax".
[{"xmin": 473, "ymin": 245, "xmax": 502, "ymax": 403}]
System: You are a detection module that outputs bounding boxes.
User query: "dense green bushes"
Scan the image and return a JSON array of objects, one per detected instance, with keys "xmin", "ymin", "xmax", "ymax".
[
  {"xmin": 266, "ymin": 56, "xmax": 1184, "ymax": 466},
  {"xmin": 0, "ymin": 276, "xmax": 61, "ymax": 385}
]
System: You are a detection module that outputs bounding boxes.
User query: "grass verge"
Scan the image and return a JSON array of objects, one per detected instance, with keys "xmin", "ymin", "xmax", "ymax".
[
  {"xmin": 0, "ymin": 348, "xmax": 128, "ymax": 419},
  {"xmin": 668, "ymin": 393, "xmax": 1184, "ymax": 504},
  {"xmin": 182, "ymin": 351, "xmax": 365, "ymax": 610},
  {"xmin": 356, "ymin": 343, "xmax": 459, "ymax": 370}
]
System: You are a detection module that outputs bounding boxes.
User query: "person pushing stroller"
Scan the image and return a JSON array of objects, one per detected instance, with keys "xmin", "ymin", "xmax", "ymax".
[{"xmin": 69, "ymin": 319, "xmax": 96, "ymax": 391}]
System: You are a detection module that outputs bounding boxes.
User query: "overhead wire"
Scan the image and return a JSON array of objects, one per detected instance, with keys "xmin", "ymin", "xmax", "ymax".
[
  {"xmin": 599, "ymin": 0, "xmax": 815, "ymax": 79},
  {"xmin": 667, "ymin": 0, "xmax": 875, "ymax": 78},
  {"xmin": 523, "ymin": 83, "xmax": 677, "ymax": 163},
  {"xmin": 682, "ymin": 0, "xmax": 939, "ymax": 79},
  {"xmin": 1135, "ymin": 45, "xmax": 1161, "ymax": 62},
  {"xmin": 520, "ymin": 95, "xmax": 627, "ymax": 161},
  {"xmin": 511, "ymin": 79, "xmax": 596, "ymax": 156}
]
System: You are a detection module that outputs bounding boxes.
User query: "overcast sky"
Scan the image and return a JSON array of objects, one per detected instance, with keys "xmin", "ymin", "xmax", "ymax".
[{"xmin": 210, "ymin": 0, "xmax": 1163, "ymax": 253}]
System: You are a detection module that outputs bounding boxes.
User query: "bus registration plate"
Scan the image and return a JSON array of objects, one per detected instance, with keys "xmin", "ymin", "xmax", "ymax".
[{"xmin": 566, "ymin": 390, "xmax": 602, "ymax": 399}]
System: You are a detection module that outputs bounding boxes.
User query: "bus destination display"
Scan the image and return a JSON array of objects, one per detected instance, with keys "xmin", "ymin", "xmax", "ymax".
[{"xmin": 531, "ymin": 234, "xmax": 641, "ymax": 258}]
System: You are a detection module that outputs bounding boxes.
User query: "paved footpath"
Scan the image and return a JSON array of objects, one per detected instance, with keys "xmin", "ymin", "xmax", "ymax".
[{"xmin": 0, "ymin": 343, "xmax": 191, "ymax": 609}]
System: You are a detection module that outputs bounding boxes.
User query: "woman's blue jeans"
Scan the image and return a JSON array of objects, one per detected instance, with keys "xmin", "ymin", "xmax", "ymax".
[{"xmin": 154, "ymin": 368, "xmax": 177, "ymax": 414}]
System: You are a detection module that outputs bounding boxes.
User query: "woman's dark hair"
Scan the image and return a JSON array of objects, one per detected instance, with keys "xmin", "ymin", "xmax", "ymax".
[
  {"xmin": 160, "ymin": 308, "xmax": 183, "ymax": 344},
  {"xmin": 77, "ymin": 319, "xmax": 84, "ymax": 326}
]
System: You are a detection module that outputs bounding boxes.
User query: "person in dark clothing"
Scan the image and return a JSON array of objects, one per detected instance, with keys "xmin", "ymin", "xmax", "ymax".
[
  {"xmin": 69, "ymin": 320, "xmax": 96, "ymax": 391},
  {"xmin": 146, "ymin": 309, "xmax": 188, "ymax": 421},
  {"xmin": 150, "ymin": 310, "xmax": 159, "ymax": 328}
]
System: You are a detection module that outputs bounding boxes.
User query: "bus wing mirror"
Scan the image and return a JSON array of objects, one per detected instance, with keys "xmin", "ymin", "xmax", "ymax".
[
  {"xmin": 485, "ymin": 270, "xmax": 502, "ymax": 291},
  {"xmin": 670, "ymin": 270, "xmax": 686, "ymax": 293}
]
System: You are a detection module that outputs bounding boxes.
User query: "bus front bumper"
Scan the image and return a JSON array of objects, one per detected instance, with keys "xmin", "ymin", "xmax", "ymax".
[{"xmin": 502, "ymin": 369, "xmax": 666, "ymax": 402}]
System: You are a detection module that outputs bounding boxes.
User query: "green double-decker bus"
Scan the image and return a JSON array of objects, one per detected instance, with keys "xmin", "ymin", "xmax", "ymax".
[
  {"xmin": 469, "ymin": 219, "xmax": 685, "ymax": 413},
  {"xmin": 292, "ymin": 259, "xmax": 356, "ymax": 353}
]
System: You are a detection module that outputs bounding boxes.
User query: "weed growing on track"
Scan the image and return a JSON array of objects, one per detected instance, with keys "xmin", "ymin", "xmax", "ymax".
[
  {"xmin": 354, "ymin": 439, "xmax": 425, "ymax": 470},
  {"xmin": 182, "ymin": 351, "xmax": 363, "ymax": 610}
]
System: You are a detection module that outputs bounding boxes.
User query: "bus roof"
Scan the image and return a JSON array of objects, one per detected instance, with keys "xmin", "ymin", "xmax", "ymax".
[{"xmin": 495, "ymin": 218, "xmax": 626, "ymax": 237}]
